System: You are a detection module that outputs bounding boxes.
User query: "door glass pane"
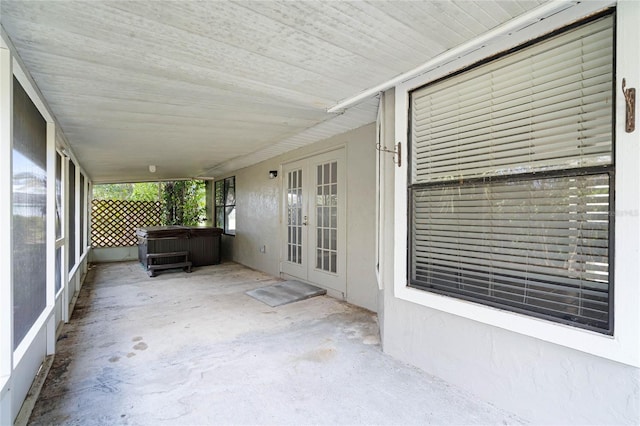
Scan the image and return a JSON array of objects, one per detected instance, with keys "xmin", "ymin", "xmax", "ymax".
[
  {"xmin": 331, "ymin": 207, "xmax": 337, "ymax": 228},
  {"xmin": 315, "ymin": 161, "xmax": 338, "ymax": 273},
  {"xmin": 287, "ymin": 169, "xmax": 303, "ymax": 264}
]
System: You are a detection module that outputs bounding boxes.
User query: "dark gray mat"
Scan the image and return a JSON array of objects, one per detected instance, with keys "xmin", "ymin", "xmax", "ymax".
[{"xmin": 246, "ymin": 280, "xmax": 327, "ymax": 307}]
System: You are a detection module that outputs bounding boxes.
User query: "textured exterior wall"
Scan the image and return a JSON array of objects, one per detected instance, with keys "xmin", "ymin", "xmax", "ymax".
[
  {"xmin": 382, "ymin": 296, "xmax": 640, "ymax": 424},
  {"xmin": 218, "ymin": 124, "xmax": 378, "ymax": 312}
]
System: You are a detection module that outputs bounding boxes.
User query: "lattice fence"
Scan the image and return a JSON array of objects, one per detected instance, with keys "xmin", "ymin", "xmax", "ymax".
[{"xmin": 91, "ymin": 200, "xmax": 162, "ymax": 247}]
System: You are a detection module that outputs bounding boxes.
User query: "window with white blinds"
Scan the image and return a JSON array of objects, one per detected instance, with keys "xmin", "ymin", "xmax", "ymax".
[{"xmin": 408, "ymin": 14, "xmax": 614, "ymax": 333}]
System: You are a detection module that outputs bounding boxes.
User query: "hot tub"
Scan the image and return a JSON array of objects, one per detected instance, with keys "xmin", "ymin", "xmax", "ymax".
[{"xmin": 136, "ymin": 226, "xmax": 222, "ymax": 270}]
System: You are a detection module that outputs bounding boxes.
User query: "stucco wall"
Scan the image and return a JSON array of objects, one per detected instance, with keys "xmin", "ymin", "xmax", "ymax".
[
  {"xmin": 382, "ymin": 297, "xmax": 640, "ymax": 424},
  {"xmin": 218, "ymin": 124, "xmax": 378, "ymax": 312}
]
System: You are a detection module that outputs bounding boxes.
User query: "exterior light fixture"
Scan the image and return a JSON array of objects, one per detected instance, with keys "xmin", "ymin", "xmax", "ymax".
[
  {"xmin": 149, "ymin": 165, "xmax": 156, "ymax": 173},
  {"xmin": 269, "ymin": 170, "xmax": 278, "ymax": 179}
]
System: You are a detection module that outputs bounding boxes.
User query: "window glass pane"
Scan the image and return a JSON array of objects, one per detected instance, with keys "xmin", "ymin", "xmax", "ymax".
[
  {"xmin": 225, "ymin": 206, "xmax": 236, "ymax": 234},
  {"xmin": 12, "ymin": 77, "xmax": 47, "ymax": 349},
  {"xmin": 410, "ymin": 173, "xmax": 610, "ymax": 331},
  {"xmin": 408, "ymin": 15, "xmax": 613, "ymax": 333},
  {"xmin": 411, "ymin": 16, "xmax": 613, "ymax": 184},
  {"xmin": 216, "ymin": 177, "xmax": 236, "ymax": 234},
  {"xmin": 215, "ymin": 207, "xmax": 224, "ymax": 229},
  {"xmin": 225, "ymin": 177, "xmax": 235, "ymax": 205},
  {"xmin": 214, "ymin": 181, "xmax": 224, "ymax": 206}
]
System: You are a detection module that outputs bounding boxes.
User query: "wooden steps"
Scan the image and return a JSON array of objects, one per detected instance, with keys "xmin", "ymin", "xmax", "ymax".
[{"xmin": 146, "ymin": 251, "xmax": 192, "ymax": 277}]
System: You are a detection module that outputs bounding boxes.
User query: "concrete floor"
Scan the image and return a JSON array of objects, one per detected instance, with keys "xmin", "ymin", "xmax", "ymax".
[{"xmin": 29, "ymin": 261, "xmax": 526, "ymax": 425}]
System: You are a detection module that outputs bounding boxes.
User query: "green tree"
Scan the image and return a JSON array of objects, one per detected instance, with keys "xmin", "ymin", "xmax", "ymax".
[
  {"xmin": 131, "ymin": 182, "xmax": 161, "ymax": 201},
  {"xmin": 161, "ymin": 180, "xmax": 206, "ymax": 226},
  {"xmin": 93, "ymin": 180, "xmax": 207, "ymax": 226},
  {"xmin": 93, "ymin": 182, "xmax": 160, "ymax": 201},
  {"xmin": 92, "ymin": 183, "xmax": 134, "ymax": 200}
]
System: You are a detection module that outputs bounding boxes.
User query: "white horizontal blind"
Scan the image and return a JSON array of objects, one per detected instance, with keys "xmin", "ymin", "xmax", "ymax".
[
  {"xmin": 408, "ymin": 15, "xmax": 613, "ymax": 333},
  {"xmin": 412, "ymin": 173, "xmax": 610, "ymax": 328},
  {"xmin": 411, "ymin": 15, "xmax": 613, "ymax": 184}
]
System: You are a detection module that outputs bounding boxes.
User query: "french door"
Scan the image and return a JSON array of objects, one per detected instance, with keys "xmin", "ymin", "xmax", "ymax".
[{"xmin": 281, "ymin": 149, "xmax": 346, "ymax": 295}]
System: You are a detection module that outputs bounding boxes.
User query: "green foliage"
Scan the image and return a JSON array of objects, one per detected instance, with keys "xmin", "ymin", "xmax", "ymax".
[
  {"xmin": 93, "ymin": 180, "xmax": 207, "ymax": 227},
  {"xmin": 93, "ymin": 182, "xmax": 160, "ymax": 201},
  {"xmin": 92, "ymin": 183, "xmax": 134, "ymax": 200},
  {"xmin": 161, "ymin": 180, "xmax": 206, "ymax": 226},
  {"xmin": 131, "ymin": 182, "xmax": 161, "ymax": 201}
]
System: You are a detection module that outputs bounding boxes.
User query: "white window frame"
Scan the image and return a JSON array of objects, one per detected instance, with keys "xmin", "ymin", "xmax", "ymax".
[{"xmin": 393, "ymin": 1, "xmax": 640, "ymax": 367}]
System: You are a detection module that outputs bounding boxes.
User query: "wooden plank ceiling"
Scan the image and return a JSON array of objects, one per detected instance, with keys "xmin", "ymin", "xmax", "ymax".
[{"xmin": 0, "ymin": 0, "xmax": 546, "ymax": 182}]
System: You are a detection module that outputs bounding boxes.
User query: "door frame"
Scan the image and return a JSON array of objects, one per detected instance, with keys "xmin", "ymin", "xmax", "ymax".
[{"xmin": 280, "ymin": 147, "xmax": 347, "ymax": 297}]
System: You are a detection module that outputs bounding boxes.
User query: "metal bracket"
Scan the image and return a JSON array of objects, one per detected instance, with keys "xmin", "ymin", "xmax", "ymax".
[
  {"xmin": 376, "ymin": 142, "xmax": 401, "ymax": 167},
  {"xmin": 623, "ymin": 78, "xmax": 636, "ymax": 133}
]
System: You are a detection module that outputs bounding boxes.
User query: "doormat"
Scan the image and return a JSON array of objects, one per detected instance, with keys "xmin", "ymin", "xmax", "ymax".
[{"xmin": 246, "ymin": 280, "xmax": 327, "ymax": 307}]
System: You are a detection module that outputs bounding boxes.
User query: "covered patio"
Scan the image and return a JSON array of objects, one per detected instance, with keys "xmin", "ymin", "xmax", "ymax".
[
  {"xmin": 2, "ymin": 1, "xmax": 640, "ymax": 424},
  {"xmin": 28, "ymin": 262, "xmax": 520, "ymax": 425}
]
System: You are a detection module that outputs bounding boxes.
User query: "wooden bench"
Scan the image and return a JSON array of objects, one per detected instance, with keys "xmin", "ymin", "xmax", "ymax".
[{"xmin": 146, "ymin": 251, "xmax": 192, "ymax": 277}]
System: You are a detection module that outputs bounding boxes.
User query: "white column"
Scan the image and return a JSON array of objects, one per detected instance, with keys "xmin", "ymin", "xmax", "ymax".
[
  {"xmin": 74, "ymin": 162, "xmax": 80, "ymax": 292},
  {"xmin": 62, "ymin": 156, "xmax": 70, "ymax": 323},
  {"xmin": 46, "ymin": 122, "xmax": 56, "ymax": 355},
  {"xmin": 0, "ymin": 43, "xmax": 14, "ymax": 426}
]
